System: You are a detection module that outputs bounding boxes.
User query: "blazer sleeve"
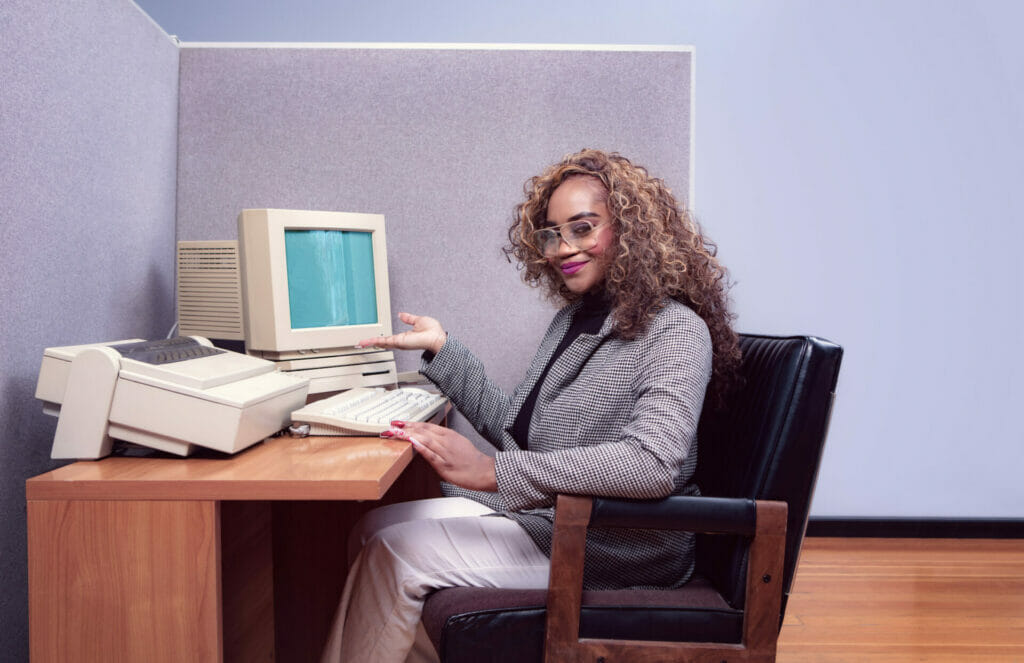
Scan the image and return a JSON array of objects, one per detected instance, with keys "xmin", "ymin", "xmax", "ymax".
[
  {"xmin": 493, "ymin": 308, "xmax": 713, "ymax": 511},
  {"xmin": 420, "ymin": 335, "xmax": 513, "ymax": 448}
]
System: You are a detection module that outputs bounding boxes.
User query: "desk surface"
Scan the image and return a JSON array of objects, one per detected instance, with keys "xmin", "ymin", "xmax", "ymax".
[{"xmin": 26, "ymin": 435, "xmax": 416, "ymax": 502}]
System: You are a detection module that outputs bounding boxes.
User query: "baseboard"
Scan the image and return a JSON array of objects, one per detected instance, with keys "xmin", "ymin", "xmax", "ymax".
[{"xmin": 806, "ymin": 517, "xmax": 1024, "ymax": 538}]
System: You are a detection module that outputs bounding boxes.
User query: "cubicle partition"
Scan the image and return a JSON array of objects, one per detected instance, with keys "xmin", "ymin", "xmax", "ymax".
[
  {"xmin": 2, "ymin": 1, "xmax": 179, "ymax": 658},
  {"xmin": 6, "ymin": 22, "xmax": 693, "ymax": 658},
  {"xmin": 175, "ymin": 44, "xmax": 694, "ymax": 447}
]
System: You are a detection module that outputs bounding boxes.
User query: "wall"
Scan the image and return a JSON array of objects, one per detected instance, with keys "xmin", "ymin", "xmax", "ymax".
[
  {"xmin": 690, "ymin": 1, "xmax": 1023, "ymax": 519},
  {"xmin": 0, "ymin": 1, "xmax": 179, "ymax": 657},
  {"xmin": 141, "ymin": 0, "xmax": 1024, "ymax": 519}
]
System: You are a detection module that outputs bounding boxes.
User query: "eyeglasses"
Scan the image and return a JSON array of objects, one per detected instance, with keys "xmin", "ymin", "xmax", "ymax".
[{"xmin": 531, "ymin": 220, "xmax": 606, "ymax": 257}]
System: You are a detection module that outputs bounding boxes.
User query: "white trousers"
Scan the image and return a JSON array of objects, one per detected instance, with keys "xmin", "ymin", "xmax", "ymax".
[{"xmin": 320, "ymin": 497, "xmax": 551, "ymax": 663}]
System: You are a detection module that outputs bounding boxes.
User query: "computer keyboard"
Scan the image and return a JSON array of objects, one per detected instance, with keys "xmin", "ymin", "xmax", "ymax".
[{"xmin": 289, "ymin": 386, "xmax": 448, "ymax": 436}]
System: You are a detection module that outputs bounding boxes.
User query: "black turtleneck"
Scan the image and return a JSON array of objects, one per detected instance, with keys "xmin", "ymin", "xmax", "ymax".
[{"xmin": 510, "ymin": 292, "xmax": 613, "ymax": 449}]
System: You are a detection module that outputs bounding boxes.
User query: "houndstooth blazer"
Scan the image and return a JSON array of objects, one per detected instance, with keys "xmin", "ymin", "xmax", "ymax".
[{"xmin": 420, "ymin": 298, "xmax": 713, "ymax": 590}]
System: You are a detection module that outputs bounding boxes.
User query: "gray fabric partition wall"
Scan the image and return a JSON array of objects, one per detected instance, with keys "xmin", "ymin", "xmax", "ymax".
[
  {"xmin": 2, "ymin": 31, "xmax": 691, "ymax": 656},
  {"xmin": 0, "ymin": 0, "xmax": 180, "ymax": 658},
  {"xmin": 176, "ymin": 44, "xmax": 693, "ymax": 446}
]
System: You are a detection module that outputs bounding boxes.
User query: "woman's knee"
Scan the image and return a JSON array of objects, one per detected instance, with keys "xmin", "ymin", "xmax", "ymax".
[
  {"xmin": 361, "ymin": 520, "xmax": 420, "ymax": 570},
  {"xmin": 359, "ymin": 524, "xmax": 440, "ymax": 601},
  {"xmin": 349, "ymin": 498, "xmax": 493, "ymax": 564}
]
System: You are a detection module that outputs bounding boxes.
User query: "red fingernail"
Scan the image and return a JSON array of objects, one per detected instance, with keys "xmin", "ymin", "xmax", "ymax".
[
  {"xmin": 380, "ymin": 431, "xmax": 394, "ymax": 438},
  {"xmin": 390, "ymin": 420, "xmax": 405, "ymax": 428}
]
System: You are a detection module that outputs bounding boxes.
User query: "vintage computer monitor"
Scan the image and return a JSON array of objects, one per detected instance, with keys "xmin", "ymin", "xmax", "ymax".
[{"xmin": 177, "ymin": 209, "xmax": 398, "ymax": 393}]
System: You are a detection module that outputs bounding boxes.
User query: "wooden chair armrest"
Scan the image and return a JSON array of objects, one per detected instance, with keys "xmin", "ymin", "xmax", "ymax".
[{"xmin": 544, "ymin": 494, "xmax": 787, "ymax": 663}]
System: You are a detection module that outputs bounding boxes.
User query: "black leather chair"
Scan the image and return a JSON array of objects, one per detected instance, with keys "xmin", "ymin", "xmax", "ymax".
[{"xmin": 422, "ymin": 334, "xmax": 843, "ymax": 662}]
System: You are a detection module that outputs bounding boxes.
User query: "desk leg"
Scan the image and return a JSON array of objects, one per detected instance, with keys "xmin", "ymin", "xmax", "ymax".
[
  {"xmin": 27, "ymin": 499, "xmax": 273, "ymax": 663},
  {"xmin": 221, "ymin": 501, "xmax": 275, "ymax": 662}
]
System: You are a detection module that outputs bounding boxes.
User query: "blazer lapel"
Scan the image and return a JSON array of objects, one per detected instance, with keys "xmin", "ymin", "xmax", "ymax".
[
  {"xmin": 503, "ymin": 303, "xmax": 617, "ymax": 447},
  {"xmin": 503, "ymin": 302, "xmax": 579, "ymax": 433},
  {"xmin": 537, "ymin": 312, "xmax": 616, "ymax": 401},
  {"xmin": 509, "ymin": 305, "xmax": 577, "ymax": 407}
]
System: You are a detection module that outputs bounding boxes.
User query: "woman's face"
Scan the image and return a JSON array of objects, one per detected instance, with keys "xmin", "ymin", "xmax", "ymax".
[{"xmin": 543, "ymin": 176, "xmax": 616, "ymax": 295}]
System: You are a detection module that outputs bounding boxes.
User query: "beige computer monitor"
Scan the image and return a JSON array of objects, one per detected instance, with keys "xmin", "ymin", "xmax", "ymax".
[{"xmin": 237, "ymin": 208, "xmax": 394, "ymax": 359}]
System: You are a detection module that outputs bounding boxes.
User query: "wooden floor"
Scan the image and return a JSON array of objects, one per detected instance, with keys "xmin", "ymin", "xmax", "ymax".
[{"xmin": 776, "ymin": 537, "xmax": 1024, "ymax": 662}]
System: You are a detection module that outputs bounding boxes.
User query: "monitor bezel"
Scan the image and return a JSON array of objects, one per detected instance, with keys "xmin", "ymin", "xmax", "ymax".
[{"xmin": 238, "ymin": 209, "xmax": 393, "ymax": 354}]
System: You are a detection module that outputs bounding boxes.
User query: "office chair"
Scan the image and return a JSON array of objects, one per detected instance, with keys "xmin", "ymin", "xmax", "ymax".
[{"xmin": 421, "ymin": 334, "xmax": 843, "ymax": 662}]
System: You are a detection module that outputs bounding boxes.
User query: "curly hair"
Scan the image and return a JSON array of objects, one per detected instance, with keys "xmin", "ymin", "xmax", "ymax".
[{"xmin": 505, "ymin": 148, "xmax": 741, "ymax": 405}]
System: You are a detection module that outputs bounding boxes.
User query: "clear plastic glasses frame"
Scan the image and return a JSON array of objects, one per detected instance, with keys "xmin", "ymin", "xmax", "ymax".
[{"xmin": 532, "ymin": 220, "xmax": 606, "ymax": 257}]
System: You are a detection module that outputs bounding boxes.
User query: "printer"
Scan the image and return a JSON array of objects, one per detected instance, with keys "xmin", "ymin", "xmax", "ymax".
[{"xmin": 36, "ymin": 336, "xmax": 310, "ymax": 459}]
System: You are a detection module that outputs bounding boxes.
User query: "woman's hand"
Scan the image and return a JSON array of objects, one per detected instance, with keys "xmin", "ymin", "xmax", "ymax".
[
  {"xmin": 358, "ymin": 312, "xmax": 447, "ymax": 354},
  {"xmin": 383, "ymin": 421, "xmax": 498, "ymax": 492}
]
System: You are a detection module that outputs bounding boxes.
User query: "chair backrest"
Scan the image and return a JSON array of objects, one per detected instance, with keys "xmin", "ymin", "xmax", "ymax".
[{"xmin": 694, "ymin": 334, "xmax": 842, "ymax": 616}]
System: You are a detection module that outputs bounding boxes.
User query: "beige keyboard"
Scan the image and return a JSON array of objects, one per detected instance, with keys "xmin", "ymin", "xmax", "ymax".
[{"xmin": 289, "ymin": 386, "xmax": 448, "ymax": 436}]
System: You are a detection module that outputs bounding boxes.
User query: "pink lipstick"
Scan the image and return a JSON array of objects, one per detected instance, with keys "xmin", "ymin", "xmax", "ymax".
[{"xmin": 561, "ymin": 261, "xmax": 586, "ymax": 275}]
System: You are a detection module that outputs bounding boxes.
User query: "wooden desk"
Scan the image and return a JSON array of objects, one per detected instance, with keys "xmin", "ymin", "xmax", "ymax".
[{"xmin": 26, "ymin": 434, "xmax": 441, "ymax": 662}]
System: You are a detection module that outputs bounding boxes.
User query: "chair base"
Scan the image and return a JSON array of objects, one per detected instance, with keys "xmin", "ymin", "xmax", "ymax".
[{"xmin": 423, "ymin": 577, "xmax": 743, "ymax": 663}]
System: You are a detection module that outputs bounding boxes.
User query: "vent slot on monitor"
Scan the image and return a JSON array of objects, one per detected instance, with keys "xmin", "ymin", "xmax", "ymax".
[{"xmin": 177, "ymin": 241, "xmax": 244, "ymax": 341}]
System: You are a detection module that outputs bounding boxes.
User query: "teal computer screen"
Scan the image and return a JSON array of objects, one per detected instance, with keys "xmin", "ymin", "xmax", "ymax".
[{"xmin": 284, "ymin": 229, "xmax": 378, "ymax": 329}]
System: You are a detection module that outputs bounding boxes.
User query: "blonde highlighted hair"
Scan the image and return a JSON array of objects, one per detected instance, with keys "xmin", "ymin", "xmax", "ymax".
[{"xmin": 505, "ymin": 149, "xmax": 741, "ymax": 404}]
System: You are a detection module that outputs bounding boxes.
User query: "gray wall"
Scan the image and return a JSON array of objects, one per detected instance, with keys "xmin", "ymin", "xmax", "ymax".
[
  {"xmin": 0, "ymin": 1, "xmax": 179, "ymax": 657},
  {"xmin": 176, "ymin": 44, "xmax": 693, "ymax": 450}
]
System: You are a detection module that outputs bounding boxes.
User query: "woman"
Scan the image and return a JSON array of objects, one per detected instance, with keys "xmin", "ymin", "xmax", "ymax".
[{"xmin": 322, "ymin": 149, "xmax": 740, "ymax": 663}]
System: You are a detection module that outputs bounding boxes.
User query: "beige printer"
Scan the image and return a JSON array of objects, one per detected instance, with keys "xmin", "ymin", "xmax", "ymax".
[{"xmin": 36, "ymin": 336, "xmax": 309, "ymax": 459}]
